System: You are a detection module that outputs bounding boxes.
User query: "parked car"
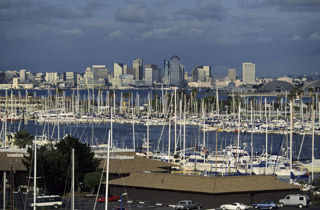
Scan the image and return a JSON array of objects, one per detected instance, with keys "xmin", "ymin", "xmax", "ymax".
[
  {"xmin": 220, "ymin": 202, "xmax": 251, "ymax": 210},
  {"xmin": 278, "ymin": 194, "xmax": 310, "ymax": 208},
  {"xmin": 174, "ymin": 200, "xmax": 202, "ymax": 209},
  {"xmin": 97, "ymin": 194, "xmax": 120, "ymax": 203},
  {"xmin": 252, "ymin": 200, "xmax": 277, "ymax": 209}
]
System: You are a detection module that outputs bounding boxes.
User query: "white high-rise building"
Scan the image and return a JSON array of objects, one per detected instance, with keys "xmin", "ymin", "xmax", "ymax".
[
  {"xmin": 242, "ymin": 62, "xmax": 255, "ymax": 84},
  {"xmin": 114, "ymin": 63, "xmax": 124, "ymax": 79},
  {"xmin": 19, "ymin": 69, "xmax": 26, "ymax": 83}
]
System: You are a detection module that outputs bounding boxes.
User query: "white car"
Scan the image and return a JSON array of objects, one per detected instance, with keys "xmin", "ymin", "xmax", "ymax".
[{"xmin": 220, "ymin": 202, "xmax": 250, "ymax": 210}]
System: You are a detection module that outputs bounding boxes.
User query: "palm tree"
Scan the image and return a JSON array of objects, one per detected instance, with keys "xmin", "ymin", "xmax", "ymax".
[{"xmin": 14, "ymin": 131, "xmax": 33, "ymax": 148}]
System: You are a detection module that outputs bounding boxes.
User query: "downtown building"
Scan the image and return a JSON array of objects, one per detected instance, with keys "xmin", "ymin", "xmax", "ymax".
[
  {"xmin": 163, "ymin": 55, "xmax": 185, "ymax": 87},
  {"xmin": 242, "ymin": 62, "xmax": 256, "ymax": 85}
]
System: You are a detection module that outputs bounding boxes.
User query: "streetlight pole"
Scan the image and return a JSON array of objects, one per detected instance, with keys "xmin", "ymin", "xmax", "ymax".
[{"xmin": 121, "ymin": 193, "xmax": 127, "ymax": 210}]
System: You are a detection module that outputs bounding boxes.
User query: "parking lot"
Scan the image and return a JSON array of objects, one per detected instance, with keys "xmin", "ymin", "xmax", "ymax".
[{"xmin": 2, "ymin": 192, "xmax": 320, "ymax": 209}]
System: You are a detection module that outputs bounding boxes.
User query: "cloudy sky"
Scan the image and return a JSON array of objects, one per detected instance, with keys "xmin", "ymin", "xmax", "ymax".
[{"xmin": 0, "ymin": 0, "xmax": 319, "ymax": 77}]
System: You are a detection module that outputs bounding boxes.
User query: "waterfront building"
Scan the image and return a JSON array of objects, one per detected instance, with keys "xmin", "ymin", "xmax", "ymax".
[
  {"xmin": 45, "ymin": 72, "xmax": 58, "ymax": 84},
  {"xmin": 169, "ymin": 55, "xmax": 184, "ymax": 87},
  {"xmin": 92, "ymin": 65, "xmax": 108, "ymax": 85},
  {"xmin": 228, "ymin": 68, "xmax": 236, "ymax": 81},
  {"xmin": 192, "ymin": 66, "xmax": 211, "ymax": 82},
  {"xmin": 145, "ymin": 64, "xmax": 159, "ymax": 86},
  {"xmin": 64, "ymin": 72, "xmax": 76, "ymax": 87},
  {"xmin": 163, "ymin": 59, "xmax": 170, "ymax": 85},
  {"xmin": 242, "ymin": 62, "xmax": 255, "ymax": 84},
  {"xmin": 5, "ymin": 70, "xmax": 17, "ymax": 82},
  {"xmin": 114, "ymin": 63, "xmax": 125, "ymax": 79},
  {"xmin": 133, "ymin": 58, "xmax": 143, "ymax": 80},
  {"xmin": 84, "ymin": 67, "xmax": 94, "ymax": 88},
  {"xmin": 19, "ymin": 69, "xmax": 26, "ymax": 83}
]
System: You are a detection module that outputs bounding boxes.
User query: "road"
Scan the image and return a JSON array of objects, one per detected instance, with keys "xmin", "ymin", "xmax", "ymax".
[{"xmin": 1, "ymin": 192, "xmax": 320, "ymax": 210}]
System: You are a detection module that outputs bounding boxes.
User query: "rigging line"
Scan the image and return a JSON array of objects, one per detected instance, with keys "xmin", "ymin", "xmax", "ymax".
[
  {"xmin": 78, "ymin": 124, "xmax": 89, "ymax": 143},
  {"xmin": 297, "ymin": 132, "xmax": 306, "ymax": 161},
  {"xmin": 156, "ymin": 124, "xmax": 166, "ymax": 152},
  {"xmin": 93, "ymin": 157, "xmax": 107, "ymax": 210}
]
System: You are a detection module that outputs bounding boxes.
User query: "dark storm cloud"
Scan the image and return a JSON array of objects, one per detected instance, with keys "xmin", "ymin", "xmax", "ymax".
[
  {"xmin": 241, "ymin": 0, "xmax": 320, "ymax": 12},
  {"xmin": 114, "ymin": 2, "xmax": 165, "ymax": 24},
  {"xmin": 177, "ymin": 0, "xmax": 227, "ymax": 21},
  {"xmin": 0, "ymin": 0, "xmax": 94, "ymax": 22}
]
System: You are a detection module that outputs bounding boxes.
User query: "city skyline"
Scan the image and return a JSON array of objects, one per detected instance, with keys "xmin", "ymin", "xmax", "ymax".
[{"xmin": 0, "ymin": 0, "xmax": 319, "ymax": 76}]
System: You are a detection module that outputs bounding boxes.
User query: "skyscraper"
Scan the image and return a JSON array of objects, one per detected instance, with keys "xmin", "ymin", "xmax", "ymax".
[
  {"xmin": 242, "ymin": 62, "xmax": 255, "ymax": 84},
  {"xmin": 192, "ymin": 66, "xmax": 211, "ymax": 82},
  {"xmin": 133, "ymin": 58, "xmax": 143, "ymax": 80},
  {"xmin": 228, "ymin": 68, "xmax": 236, "ymax": 81},
  {"xmin": 163, "ymin": 59, "xmax": 170, "ymax": 85},
  {"xmin": 144, "ymin": 64, "xmax": 158, "ymax": 85},
  {"xmin": 169, "ymin": 55, "xmax": 184, "ymax": 87},
  {"xmin": 114, "ymin": 63, "xmax": 124, "ymax": 79},
  {"xmin": 19, "ymin": 69, "xmax": 26, "ymax": 83}
]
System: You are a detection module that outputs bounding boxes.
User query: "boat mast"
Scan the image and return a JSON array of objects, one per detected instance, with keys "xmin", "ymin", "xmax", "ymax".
[
  {"xmin": 105, "ymin": 131, "xmax": 111, "ymax": 210},
  {"xmin": 174, "ymin": 87, "xmax": 177, "ymax": 154},
  {"xmin": 265, "ymin": 98, "xmax": 268, "ymax": 175},
  {"xmin": 33, "ymin": 136, "xmax": 37, "ymax": 210},
  {"xmin": 312, "ymin": 99, "xmax": 315, "ymax": 181},
  {"xmin": 251, "ymin": 100, "xmax": 253, "ymax": 175},
  {"xmin": 71, "ymin": 148, "xmax": 75, "ymax": 210},
  {"xmin": 290, "ymin": 100, "xmax": 293, "ymax": 183}
]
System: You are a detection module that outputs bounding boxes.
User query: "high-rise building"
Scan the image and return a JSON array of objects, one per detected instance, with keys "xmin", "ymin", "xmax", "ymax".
[
  {"xmin": 64, "ymin": 72, "xmax": 76, "ymax": 87},
  {"xmin": 133, "ymin": 58, "xmax": 143, "ymax": 80},
  {"xmin": 19, "ymin": 69, "xmax": 26, "ymax": 83},
  {"xmin": 114, "ymin": 63, "xmax": 124, "ymax": 79},
  {"xmin": 45, "ymin": 72, "xmax": 58, "ymax": 83},
  {"xmin": 192, "ymin": 66, "xmax": 211, "ymax": 82},
  {"xmin": 242, "ymin": 62, "xmax": 255, "ymax": 84},
  {"xmin": 169, "ymin": 55, "xmax": 184, "ymax": 87},
  {"xmin": 163, "ymin": 59, "xmax": 170, "ymax": 85},
  {"xmin": 92, "ymin": 65, "xmax": 108, "ymax": 85},
  {"xmin": 228, "ymin": 68, "xmax": 236, "ymax": 81},
  {"xmin": 145, "ymin": 64, "xmax": 159, "ymax": 85}
]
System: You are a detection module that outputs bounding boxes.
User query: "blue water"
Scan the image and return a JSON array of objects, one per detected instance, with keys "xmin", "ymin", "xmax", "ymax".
[{"xmin": 6, "ymin": 120, "xmax": 319, "ymax": 160}]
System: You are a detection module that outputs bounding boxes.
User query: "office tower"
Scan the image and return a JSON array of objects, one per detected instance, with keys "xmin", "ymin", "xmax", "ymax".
[
  {"xmin": 163, "ymin": 59, "xmax": 170, "ymax": 85},
  {"xmin": 192, "ymin": 66, "xmax": 211, "ymax": 82},
  {"xmin": 45, "ymin": 72, "xmax": 58, "ymax": 83},
  {"xmin": 20, "ymin": 69, "xmax": 26, "ymax": 83},
  {"xmin": 144, "ymin": 64, "xmax": 158, "ymax": 85},
  {"xmin": 64, "ymin": 72, "xmax": 76, "ymax": 87},
  {"xmin": 114, "ymin": 63, "xmax": 124, "ymax": 78},
  {"xmin": 84, "ymin": 67, "xmax": 94, "ymax": 87},
  {"xmin": 92, "ymin": 65, "xmax": 108, "ymax": 85},
  {"xmin": 133, "ymin": 58, "xmax": 143, "ymax": 80},
  {"xmin": 242, "ymin": 62, "xmax": 255, "ymax": 84},
  {"xmin": 169, "ymin": 55, "xmax": 184, "ymax": 87},
  {"xmin": 92, "ymin": 65, "xmax": 108, "ymax": 79},
  {"xmin": 228, "ymin": 68, "xmax": 236, "ymax": 81}
]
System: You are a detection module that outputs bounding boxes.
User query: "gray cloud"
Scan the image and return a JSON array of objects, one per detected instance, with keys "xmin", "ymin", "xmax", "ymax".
[
  {"xmin": 240, "ymin": 0, "xmax": 320, "ymax": 12},
  {"xmin": 114, "ymin": 2, "xmax": 165, "ymax": 24},
  {"xmin": 177, "ymin": 0, "xmax": 227, "ymax": 21},
  {"xmin": 0, "ymin": 0, "xmax": 94, "ymax": 22}
]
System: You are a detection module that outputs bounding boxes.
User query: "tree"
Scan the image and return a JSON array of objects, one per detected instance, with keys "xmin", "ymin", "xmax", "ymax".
[
  {"xmin": 22, "ymin": 135, "xmax": 100, "ymax": 194},
  {"xmin": 14, "ymin": 131, "xmax": 33, "ymax": 148},
  {"xmin": 84, "ymin": 172, "xmax": 101, "ymax": 194}
]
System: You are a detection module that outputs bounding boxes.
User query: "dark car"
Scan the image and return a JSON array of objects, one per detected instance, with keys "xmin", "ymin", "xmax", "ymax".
[
  {"xmin": 175, "ymin": 200, "xmax": 202, "ymax": 209},
  {"xmin": 97, "ymin": 194, "xmax": 120, "ymax": 203},
  {"xmin": 112, "ymin": 208, "xmax": 127, "ymax": 210},
  {"xmin": 252, "ymin": 200, "xmax": 277, "ymax": 209}
]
